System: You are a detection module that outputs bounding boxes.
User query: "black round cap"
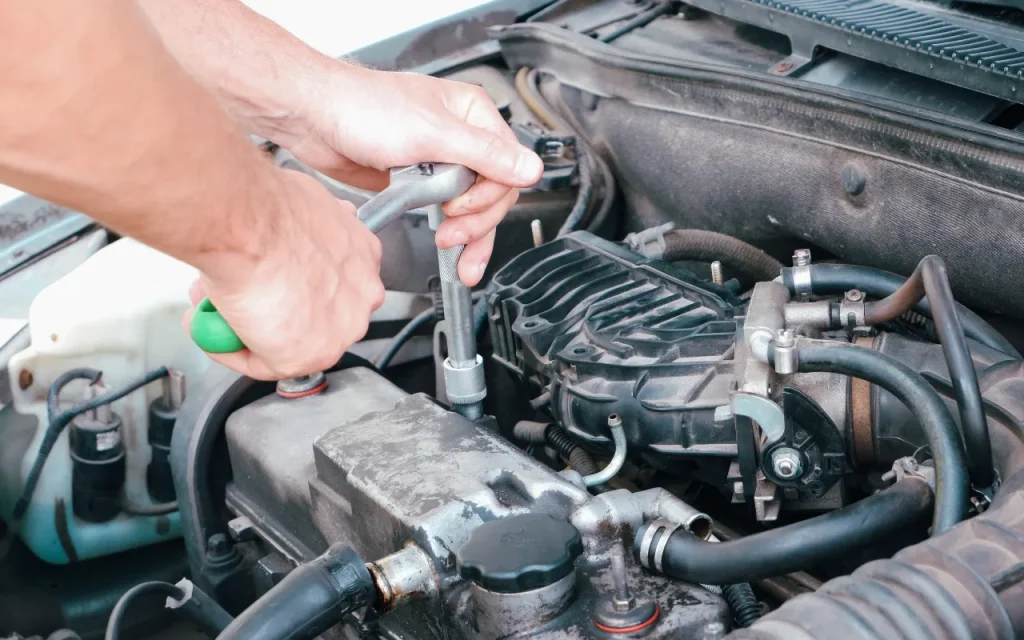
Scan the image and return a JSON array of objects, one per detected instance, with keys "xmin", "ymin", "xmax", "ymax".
[{"xmin": 457, "ymin": 514, "xmax": 583, "ymax": 593}]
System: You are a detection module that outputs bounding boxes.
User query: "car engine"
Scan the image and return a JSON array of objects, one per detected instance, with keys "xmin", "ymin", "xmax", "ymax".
[{"xmin": 4, "ymin": 0, "xmax": 1024, "ymax": 639}]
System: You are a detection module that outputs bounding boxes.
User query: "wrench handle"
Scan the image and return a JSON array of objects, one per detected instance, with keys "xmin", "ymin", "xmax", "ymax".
[{"xmin": 190, "ymin": 297, "xmax": 246, "ymax": 354}]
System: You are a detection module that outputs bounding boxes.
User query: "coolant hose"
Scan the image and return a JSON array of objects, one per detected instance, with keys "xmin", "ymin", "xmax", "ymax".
[
  {"xmin": 859, "ymin": 256, "xmax": 993, "ymax": 488},
  {"xmin": 635, "ymin": 478, "xmax": 933, "ymax": 584},
  {"xmin": 217, "ymin": 544, "xmax": 375, "ymax": 640},
  {"xmin": 781, "ymin": 262, "xmax": 1019, "ymax": 358},
  {"xmin": 663, "ymin": 230, "xmax": 784, "ymax": 282},
  {"xmin": 794, "ymin": 341, "xmax": 969, "ymax": 533}
]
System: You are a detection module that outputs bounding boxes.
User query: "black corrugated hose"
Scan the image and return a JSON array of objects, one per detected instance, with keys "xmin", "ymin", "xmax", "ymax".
[
  {"xmin": 662, "ymin": 230, "xmax": 784, "ymax": 283},
  {"xmin": 513, "ymin": 420, "xmax": 601, "ymax": 477},
  {"xmin": 723, "ymin": 583, "xmax": 762, "ymax": 627}
]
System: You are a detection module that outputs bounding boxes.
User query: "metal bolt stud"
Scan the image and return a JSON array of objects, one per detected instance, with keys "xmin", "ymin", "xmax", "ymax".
[
  {"xmin": 771, "ymin": 447, "xmax": 804, "ymax": 480},
  {"xmin": 610, "ymin": 547, "xmax": 636, "ymax": 612},
  {"xmin": 531, "ymin": 219, "xmax": 544, "ymax": 247},
  {"xmin": 845, "ymin": 289, "xmax": 865, "ymax": 303},
  {"xmin": 710, "ymin": 261, "xmax": 724, "ymax": 286},
  {"xmin": 792, "ymin": 248, "xmax": 812, "ymax": 267}
]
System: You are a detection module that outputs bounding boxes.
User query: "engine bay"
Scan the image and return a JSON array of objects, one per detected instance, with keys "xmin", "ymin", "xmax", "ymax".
[{"xmin": 4, "ymin": 0, "xmax": 1024, "ymax": 638}]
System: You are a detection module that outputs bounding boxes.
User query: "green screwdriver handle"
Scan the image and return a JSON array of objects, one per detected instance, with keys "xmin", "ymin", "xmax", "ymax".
[{"xmin": 190, "ymin": 297, "xmax": 245, "ymax": 354}]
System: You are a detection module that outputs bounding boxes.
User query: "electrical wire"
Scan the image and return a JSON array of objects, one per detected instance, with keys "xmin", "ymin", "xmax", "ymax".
[
  {"xmin": 105, "ymin": 581, "xmax": 184, "ymax": 640},
  {"xmin": 0, "ymin": 367, "xmax": 169, "ymax": 559},
  {"xmin": 376, "ymin": 307, "xmax": 436, "ymax": 369}
]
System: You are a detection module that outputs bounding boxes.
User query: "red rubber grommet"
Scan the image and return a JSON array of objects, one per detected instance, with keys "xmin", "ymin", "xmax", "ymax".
[{"xmin": 594, "ymin": 604, "xmax": 661, "ymax": 634}]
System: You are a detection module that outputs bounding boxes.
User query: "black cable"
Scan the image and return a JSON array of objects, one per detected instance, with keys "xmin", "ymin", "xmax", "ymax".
[
  {"xmin": 600, "ymin": 1, "xmax": 677, "ymax": 43},
  {"xmin": 376, "ymin": 307, "xmax": 436, "ymax": 369},
  {"xmin": 723, "ymin": 583, "xmax": 761, "ymax": 627},
  {"xmin": 557, "ymin": 140, "xmax": 594, "ymax": 237},
  {"xmin": 635, "ymin": 479, "xmax": 934, "ymax": 584},
  {"xmin": 662, "ymin": 229, "xmax": 784, "ymax": 282},
  {"xmin": 3, "ymin": 367, "xmax": 169, "ymax": 551},
  {"xmin": 781, "ymin": 263, "xmax": 1019, "ymax": 358},
  {"xmin": 794, "ymin": 342, "xmax": 969, "ymax": 533},
  {"xmin": 105, "ymin": 581, "xmax": 184, "ymax": 640}
]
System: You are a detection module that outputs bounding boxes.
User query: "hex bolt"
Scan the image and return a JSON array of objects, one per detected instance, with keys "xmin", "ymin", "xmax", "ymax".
[
  {"xmin": 792, "ymin": 248, "xmax": 812, "ymax": 267},
  {"xmin": 772, "ymin": 448, "xmax": 804, "ymax": 480},
  {"xmin": 710, "ymin": 261, "xmax": 724, "ymax": 286},
  {"xmin": 531, "ymin": 219, "xmax": 544, "ymax": 247},
  {"xmin": 845, "ymin": 289, "xmax": 865, "ymax": 303}
]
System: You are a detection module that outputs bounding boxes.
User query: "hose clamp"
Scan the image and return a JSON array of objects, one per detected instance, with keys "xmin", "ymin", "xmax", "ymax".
[
  {"xmin": 639, "ymin": 520, "xmax": 681, "ymax": 574},
  {"xmin": 791, "ymin": 265, "xmax": 813, "ymax": 297}
]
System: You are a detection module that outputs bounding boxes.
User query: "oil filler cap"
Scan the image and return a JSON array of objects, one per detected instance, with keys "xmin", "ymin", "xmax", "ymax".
[{"xmin": 457, "ymin": 513, "xmax": 583, "ymax": 593}]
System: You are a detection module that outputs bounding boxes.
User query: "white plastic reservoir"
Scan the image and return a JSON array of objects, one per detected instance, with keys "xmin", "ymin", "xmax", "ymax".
[{"xmin": 2, "ymin": 238, "xmax": 210, "ymax": 563}]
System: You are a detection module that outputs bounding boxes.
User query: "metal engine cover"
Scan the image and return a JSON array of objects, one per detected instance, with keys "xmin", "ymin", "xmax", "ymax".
[
  {"xmin": 488, "ymin": 231, "xmax": 747, "ymax": 460},
  {"xmin": 223, "ymin": 367, "xmax": 728, "ymax": 639}
]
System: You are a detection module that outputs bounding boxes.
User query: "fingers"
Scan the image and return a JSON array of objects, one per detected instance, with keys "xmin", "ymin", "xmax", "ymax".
[
  {"xmin": 443, "ymin": 177, "xmax": 511, "ymax": 218},
  {"xmin": 188, "ymin": 278, "xmax": 206, "ymax": 306},
  {"xmin": 439, "ymin": 120, "xmax": 543, "ymax": 188},
  {"xmin": 437, "ymin": 188, "xmax": 518, "ymax": 249},
  {"xmin": 457, "ymin": 229, "xmax": 496, "ymax": 287}
]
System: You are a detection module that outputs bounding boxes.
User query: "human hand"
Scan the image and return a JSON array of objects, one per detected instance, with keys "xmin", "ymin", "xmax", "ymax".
[
  {"xmin": 284, "ymin": 64, "xmax": 543, "ymax": 286},
  {"xmin": 183, "ymin": 170, "xmax": 385, "ymax": 380}
]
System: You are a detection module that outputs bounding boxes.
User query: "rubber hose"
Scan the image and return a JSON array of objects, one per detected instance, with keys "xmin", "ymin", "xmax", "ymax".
[
  {"xmin": 723, "ymin": 583, "xmax": 762, "ymax": 628},
  {"xmin": 105, "ymin": 581, "xmax": 184, "ymax": 640},
  {"xmin": 217, "ymin": 544, "xmax": 374, "ymax": 640},
  {"xmin": 557, "ymin": 141, "xmax": 594, "ymax": 237},
  {"xmin": 859, "ymin": 256, "xmax": 992, "ymax": 487},
  {"xmin": 794, "ymin": 342, "xmax": 969, "ymax": 533},
  {"xmin": 782, "ymin": 263, "xmax": 1019, "ymax": 358},
  {"xmin": 920, "ymin": 257, "xmax": 993, "ymax": 488},
  {"xmin": 663, "ymin": 230, "xmax": 784, "ymax": 282},
  {"xmin": 635, "ymin": 478, "xmax": 934, "ymax": 584},
  {"xmin": 513, "ymin": 421, "xmax": 602, "ymax": 477},
  {"xmin": 120, "ymin": 496, "xmax": 178, "ymax": 517}
]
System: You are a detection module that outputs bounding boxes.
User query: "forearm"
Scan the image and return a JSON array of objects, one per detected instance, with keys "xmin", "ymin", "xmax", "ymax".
[
  {"xmin": 136, "ymin": 0, "xmax": 340, "ymax": 146},
  {"xmin": 0, "ymin": 0, "xmax": 279, "ymax": 281}
]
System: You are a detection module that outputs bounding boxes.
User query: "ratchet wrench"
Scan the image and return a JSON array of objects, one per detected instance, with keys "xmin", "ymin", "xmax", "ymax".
[{"xmin": 190, "ymin": 163, "xmax": 486, "ymax": 416}]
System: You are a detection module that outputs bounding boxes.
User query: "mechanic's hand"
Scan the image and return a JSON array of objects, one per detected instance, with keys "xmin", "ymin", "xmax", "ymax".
[
  {"xmin": 285, "ymin": 65, "xmax": 543, "ymax": 286},
  {"xmin": 183, "ymin": 170, "xmax": 385, "ymax": 380}
]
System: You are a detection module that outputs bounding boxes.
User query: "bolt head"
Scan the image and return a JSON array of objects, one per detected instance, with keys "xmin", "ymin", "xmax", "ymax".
[
  {"xmin": 846, "ymin": 289, "xmax": 865, "ymax": 302},
  {"xmin": 771, "ymin": 448, "xmax": 804, "ymax": 480},
  {"xmin": 792, "ymin": 248, "xmax": 812, "ymax": 267}
]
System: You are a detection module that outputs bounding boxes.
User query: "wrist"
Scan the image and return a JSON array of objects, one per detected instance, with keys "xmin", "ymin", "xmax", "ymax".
[{"xmin": 187, "ymin": 161, "xmax": 287, "ymax": 285}]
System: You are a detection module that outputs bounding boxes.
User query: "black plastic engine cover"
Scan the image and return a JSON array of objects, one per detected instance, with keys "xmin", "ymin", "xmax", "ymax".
[{"xmin": 487, "ymin": 231, "xmax": 745, "ymax": 461}]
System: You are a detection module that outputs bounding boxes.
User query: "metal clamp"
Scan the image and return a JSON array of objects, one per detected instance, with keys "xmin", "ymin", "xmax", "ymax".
[
  {"xmin": 838, "ymin": 289, "xmax": 868, "ymax": 329},
  {"xmin": 791, "ymin": 248, "xmax": 813, "ymax": 298},
  {"xmin": 638, "ymin": 520, "xmax": 681, "ymax": 574}
]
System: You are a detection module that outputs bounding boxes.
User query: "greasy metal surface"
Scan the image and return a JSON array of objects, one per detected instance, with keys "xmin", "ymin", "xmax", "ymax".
[{"xmin": 223, "ymin": 368, "xmax": 408, "ymax": 562}]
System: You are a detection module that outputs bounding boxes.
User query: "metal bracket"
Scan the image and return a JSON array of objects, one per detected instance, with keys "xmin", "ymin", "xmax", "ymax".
[{"xmin": 732, "ymin": 393, "xmax": 787, "ymax": 445}]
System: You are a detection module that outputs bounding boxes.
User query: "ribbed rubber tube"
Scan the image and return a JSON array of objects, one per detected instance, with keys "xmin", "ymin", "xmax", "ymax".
[
  {"xmin": 723, "ymin": 583, "xmax": 762, "ymax": 628},
  {"xmin": 512, "ymin": 420, "xmax": 601, "ymax": 477},
  {"xmin": 663, "ymin": 230, "xmax": 784, "ymax": 282}
]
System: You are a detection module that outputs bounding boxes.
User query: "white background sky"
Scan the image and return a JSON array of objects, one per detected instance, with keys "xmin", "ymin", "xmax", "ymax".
[
  {"xmin": 241, "ymin": 1, "xmax": 489, "ymax": 57},
  {"xmin": 0, "ymin": 1, "xmax": 487, "ymax": 204}
]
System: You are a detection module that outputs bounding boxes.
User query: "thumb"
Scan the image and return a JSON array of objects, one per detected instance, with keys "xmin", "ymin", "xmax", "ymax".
[{"xmin": 440, "ymin": 121, "xmax": 543, "ymax": 187}]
